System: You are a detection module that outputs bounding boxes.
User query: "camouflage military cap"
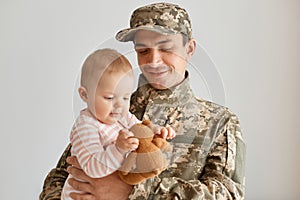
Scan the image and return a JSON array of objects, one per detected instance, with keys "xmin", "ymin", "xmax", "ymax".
[{"xmin": 115, "ymin": 2, "xmax": 192, "ymax": 42}]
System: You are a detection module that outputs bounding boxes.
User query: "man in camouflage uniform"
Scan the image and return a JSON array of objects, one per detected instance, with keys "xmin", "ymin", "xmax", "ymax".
[{"xmin": 40, "ymin": 3, "xmax": 246, "ymax": 200}]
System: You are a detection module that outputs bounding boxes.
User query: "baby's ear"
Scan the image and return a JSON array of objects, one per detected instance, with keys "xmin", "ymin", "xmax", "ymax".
[{"xmin": 78, "ymin": 86, "xmax": 88, "ymax": 102}]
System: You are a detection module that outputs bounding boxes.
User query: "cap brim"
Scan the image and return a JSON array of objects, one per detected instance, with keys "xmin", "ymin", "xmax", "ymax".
[{"xmin": 115, "ymin": 25, "xmax": 177, "ymax": 42}]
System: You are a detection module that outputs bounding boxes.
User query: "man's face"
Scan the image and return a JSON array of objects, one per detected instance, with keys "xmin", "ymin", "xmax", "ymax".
[{"xmin": 134, "ymin": 30, "xmax": 192, "ymax": 89}]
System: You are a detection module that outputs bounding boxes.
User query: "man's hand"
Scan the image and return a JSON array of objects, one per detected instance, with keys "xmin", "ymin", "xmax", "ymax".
[{"xmin": 66, "ymin": 156, "xmax": 133, "ymax": 200}]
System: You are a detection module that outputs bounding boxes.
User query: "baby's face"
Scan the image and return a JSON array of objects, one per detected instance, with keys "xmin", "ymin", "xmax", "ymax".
[{"xmin": 88, "ymin": 71, "xmax": 134, "ymax": 125}]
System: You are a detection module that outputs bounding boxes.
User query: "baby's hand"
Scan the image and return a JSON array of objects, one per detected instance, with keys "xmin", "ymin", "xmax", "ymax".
[
  {"xmin": 116, "ymin": 129, "xmax": 139, "ymax": 154},
  {"xmin": 154, "ymin": 126, "xmax": 176, "ymax": 140}
]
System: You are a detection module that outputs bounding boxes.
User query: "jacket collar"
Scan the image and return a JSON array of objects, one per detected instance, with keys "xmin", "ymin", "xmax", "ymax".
[{"xmin": 135, "ymin": 71, "xmax": 195, "ymax": 105}]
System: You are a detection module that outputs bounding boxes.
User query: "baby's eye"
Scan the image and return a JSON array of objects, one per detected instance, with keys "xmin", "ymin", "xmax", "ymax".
[
  {"xmin": 104, "ymin": 96, "xmax": 114, "ymax": 100},
  {"xmin": 123, "ymin": 97, "xmax": 130, "ymax": 101}
]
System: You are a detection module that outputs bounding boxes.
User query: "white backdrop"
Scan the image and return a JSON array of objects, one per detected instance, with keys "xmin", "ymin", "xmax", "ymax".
[{"xmin": 1, "ymin": 0, "xmax": 299, "ymax": 199}]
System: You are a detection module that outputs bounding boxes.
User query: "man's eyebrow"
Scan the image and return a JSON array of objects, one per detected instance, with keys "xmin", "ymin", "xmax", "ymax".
[
  {"xmin": 156, "ymin": 39, "xmax": 172, "ymax": 45},
  {"xmin": 134, "ymin": 43, "xmax": 146, "ymax": 48},
  {"xmin": 134, "ymin": 39, "xmax": 172, "ymax": 47}
]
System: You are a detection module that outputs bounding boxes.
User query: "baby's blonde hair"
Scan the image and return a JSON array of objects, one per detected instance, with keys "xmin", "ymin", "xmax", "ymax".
[{"xmin": 80, "ymin": 48, "xmax": 133, "ymax": 89}]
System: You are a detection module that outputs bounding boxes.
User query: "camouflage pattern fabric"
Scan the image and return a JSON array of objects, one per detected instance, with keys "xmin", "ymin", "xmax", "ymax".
[
  {"xmin": 128, "ymin": 72, "xmax": 245, "ymax": 199},
  {"xmin": 116, "ymin": 3, "xmax": 192, "ymax": 42},
  {"xmin": 39, "ymin": 144, "xmax": 71, "ymax": 200},
  {"xmin": 39, "ymin": 71, "xmax": 246, "ymax": 200}
]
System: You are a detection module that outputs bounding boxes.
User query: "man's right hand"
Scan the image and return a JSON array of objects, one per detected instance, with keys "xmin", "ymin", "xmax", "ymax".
[{"xmin": 66, "ymin": 156, "xmax": 133, "ymax": 200}]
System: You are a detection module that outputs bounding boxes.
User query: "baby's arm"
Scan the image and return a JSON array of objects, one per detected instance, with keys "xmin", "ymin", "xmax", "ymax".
[{"xmin": 71, "ymin": 123, "xmax": 124, "ymax": 178}]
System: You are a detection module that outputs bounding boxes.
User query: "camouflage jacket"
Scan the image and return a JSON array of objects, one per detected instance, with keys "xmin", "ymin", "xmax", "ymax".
[{"xmin": 40, "ymin": 72, "xmax": 246, "ymax": 200}]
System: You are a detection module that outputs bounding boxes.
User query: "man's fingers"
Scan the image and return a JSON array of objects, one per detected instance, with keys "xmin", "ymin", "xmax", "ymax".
[
  {"xmin": 68, "ymin": 177, "xmax": 93, "ymax": 194},
  {"xmin": 67, "ymin": 166, "xmax": 92, "ymax": 183},
  {"xmin": 66, "ymin": 156, "xmax": 80, "ymax": 168},
  {"xmin": 70, "ymin": 191, "xmax": 96, "ymax": 200}
]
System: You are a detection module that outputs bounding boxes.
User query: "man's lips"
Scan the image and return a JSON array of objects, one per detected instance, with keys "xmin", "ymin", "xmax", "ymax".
[{"xmin": 146, "ymin": 70, "xmax": 169, "ymax": 78}]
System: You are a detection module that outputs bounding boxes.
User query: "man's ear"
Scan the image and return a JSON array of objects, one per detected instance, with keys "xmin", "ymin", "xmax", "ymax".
[
  {"xmin": 185, "ymin": 38, "xmax": 196, "ymax": 60},
  {"xmin": 78, "ymin": 86, "xmax": 88, "ymax": 102}
]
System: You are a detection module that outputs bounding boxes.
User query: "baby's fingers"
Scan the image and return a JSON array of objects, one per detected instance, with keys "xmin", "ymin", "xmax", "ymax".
[
  {"xmin": 166, "ymin": 127, "xmax": 176, "ymax": 139},
  {"xmin": 118, "ymin": 129, "xmax": 134, "ymax": 139},
  {"xmin": 127, "ymin": 137, "xmax": 139, "ymax": 150},
  {"xmin": 157, "ymin": 127, "xmax": 168, "ymax": 139}
]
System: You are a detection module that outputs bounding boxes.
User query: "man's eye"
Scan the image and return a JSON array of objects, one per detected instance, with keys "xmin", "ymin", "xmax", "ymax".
[
  {"xmin": 136, "ymin": 48, "xmax": 148, "ymax": 54},
  {"xmin": 161, "ymin": 48, "xmax": 172, "ymax": 52}
]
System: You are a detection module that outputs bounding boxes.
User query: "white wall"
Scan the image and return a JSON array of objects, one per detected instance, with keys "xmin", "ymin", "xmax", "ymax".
[{"xmin": 1, "ymin": 0, "xmax": 299, "ymax": 199}]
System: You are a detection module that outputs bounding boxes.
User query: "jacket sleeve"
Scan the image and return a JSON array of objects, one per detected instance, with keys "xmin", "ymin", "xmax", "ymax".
[
  {"xmin": 198, "ymin": 112, "xmax": 246, "ymax": 199},
  {"xmin": 39, "ymin": 144, "xmax": 71, "ymax": 200},
  {"xmin": 129, "ymin": 112, "xmax": 246, "ymax": 200}
]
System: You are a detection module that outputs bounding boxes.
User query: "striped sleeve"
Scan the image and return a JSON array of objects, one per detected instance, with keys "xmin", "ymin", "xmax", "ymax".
[{"xmin": 70, "ymin": 119, "xmax": 124, "ymax": 178}]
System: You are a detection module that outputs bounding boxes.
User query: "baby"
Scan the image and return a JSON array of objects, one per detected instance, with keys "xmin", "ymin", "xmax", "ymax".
[{"xmin": 61, "ymin": 48, "xmax": 175, "ymax": 199}]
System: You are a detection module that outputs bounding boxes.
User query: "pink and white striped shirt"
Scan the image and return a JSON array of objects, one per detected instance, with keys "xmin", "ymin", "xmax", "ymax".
[{"xmin": 62, "ymin": 109, "xmax": 139, "ymax": 200}]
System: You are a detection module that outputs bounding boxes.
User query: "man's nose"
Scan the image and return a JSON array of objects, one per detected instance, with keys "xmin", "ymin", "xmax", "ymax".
[{"xmin": 148, "ymin": 49, "xmax": 162, "ymax": 64}]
